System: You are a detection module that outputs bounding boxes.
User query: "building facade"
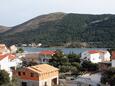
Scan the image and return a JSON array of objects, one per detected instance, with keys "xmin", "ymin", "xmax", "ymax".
[
  {"xmin": 13, "ymin": 64, "xmax": 59, "ymax": 86},
  {"xmin": 39, "ymin": 50, "xmax": 55, "ymax": 63},
  {"xmin": 0, "ymin": 54, "xmax": 22, "ymax": 78},
  {"xmin": 0, "ymin": 44, "xmax": 10, "ymax": 54},
  {"xmin": 10, "ymin": 45, "xmax": 18, "ymax": 53},
  {"xmin": 81, "ymin": 50, "xmax": 110, "ymax": 63}
]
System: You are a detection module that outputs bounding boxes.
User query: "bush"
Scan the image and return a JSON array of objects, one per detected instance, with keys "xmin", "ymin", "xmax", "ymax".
[
  {"xmin": 0, "ymin": 70, "xmax": 10, "ymax": 85},
  {"xmin": 16, "ymin": 48, "xmax": 24, "ymax": 53},
  {"xmin": 60, "ymin": 65, "xmax": 71, "ymax": 73},
  {"xmin": 81, "ymin": 61, "xmax": 98, "ymax": 71},
  {"xmin": 71, "ymin": 62, "xmax": 80, "ymax": 69},
  {"xmin": 67, "ymin": 53, "xmax": 80, "ymax": 63}
]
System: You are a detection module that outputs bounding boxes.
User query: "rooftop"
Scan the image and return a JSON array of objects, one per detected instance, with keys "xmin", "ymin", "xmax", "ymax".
[
  {"xmin": 88, "ymin": 50, "xmax": 107, "ymax": 54},
  {"xmin": 0, "ymin": 54, "xmax": 16, "ymax": 61},
  {"xmin": 27, "ymin": 64, "xmax": 59, "ymax": 74},
  {"xmin": 39, "ymin": 50, "xmax": 55, "ymax": 55},
  {"xmin": 0, "ymin": 54, "xmax": 8, "ymax": 60}
]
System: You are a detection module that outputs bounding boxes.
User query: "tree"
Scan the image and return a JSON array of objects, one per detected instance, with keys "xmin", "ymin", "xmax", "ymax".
[
  {"xmin": 81, "ymin": 61, "xmax": 98, "ymax": 71},
  {"xmin": 70, "ymin": 66, "xmax": 79, "ymax": 76},
  {"xmin": 71, "ymin": 62, "xmax": 80, "ymax": 70},
  {"xmin": 0, "ymin": 70, "xmax": 10, "ymax": 85},
  {"xmin": 50, "ymin": 50, "xmax": 81, "ymax": 76},
  {"xmin": 67, "ymin": 53, "xmax": 80, "ymax": 63},
  {"xmin": 101, "ymin": 67, "xmax": 115, "ymax": 86},
  {"xmin": 16, "ymin": 48, "xmax": 24, "ymax": 53},
  {"xmin": 49, "ymin": 50, "xmax": 68, "ymax": 67},
  {"xmin": 22, "ymin": 60, "xmax": 38, "ymax": 67},
  {"xmin": 60, "ymin": 65, "xmax": 71, "ymax": 73}
]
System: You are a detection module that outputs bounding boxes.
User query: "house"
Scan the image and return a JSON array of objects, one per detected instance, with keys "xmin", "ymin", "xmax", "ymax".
[
  {"xmin": 81, "ymin": 50, "xmax": 110, "ymax": 63},
  {"xmin": 13, "ymin": 64, "xmax": 59, "ymax": 86},
  {"xmin": 0, "ymin": 54, "xmax": 22, "ymax": 78},
  {"xmin": 98, "ymin": 62, "xmax": 111, "ymax": 71},
  {"xmin": 10, "ymin": 45, "xmax": 18, "ymax": 53},
  {"xmin": 39, "ymin": 50, "xmax": 56, "ymax": 63},
  {"xmin": 21, "ymin": 50, "xmax": 55, "ymax": 64},
  {"xmin": 0, "ymin": 44, "xmax": 10, "ymax": 54}
]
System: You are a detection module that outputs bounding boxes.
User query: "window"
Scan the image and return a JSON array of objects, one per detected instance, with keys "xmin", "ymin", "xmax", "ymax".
[
  {"xmin": 18, "ymin": 71, "xmax": 21, "ymax": 76},
  {"xmin": 10, "ymin": 67, "xmax": 15, "ymax": 70},
  {"xmin": 23, "ymin": 72, "xmax": 25, "ymax": 75},
  {"xmin": 45, "ymin": 82, "xmax": 47, "ymax": 86},
  {"xmin": 22, "ymin": 82, "xmax": 27, "ymax": 86},
  {"xmin": 30, "ymin": 73, "xmax": 34, "ymax": 77}
]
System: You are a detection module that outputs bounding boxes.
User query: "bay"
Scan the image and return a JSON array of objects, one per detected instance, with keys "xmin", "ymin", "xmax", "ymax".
[{"xmin": 22, "ymin": 47, "xmax": 108, "ymax": 54}]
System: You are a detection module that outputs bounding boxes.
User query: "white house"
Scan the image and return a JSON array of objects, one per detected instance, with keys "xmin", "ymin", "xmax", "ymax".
[
  {"xmin": 81, "ymin": 50, "xmax": 110, "ymax": 63},
  {"xmin": 0, "ymin": 54, "xmax": 22, "ymax": 78},
  {"xmin": 10, "ymin": 45, "xmax": 18, "ymax": 53},
  {"xmin": 0, "ymin": 44, "xmax": 10, "ymax": 54}
]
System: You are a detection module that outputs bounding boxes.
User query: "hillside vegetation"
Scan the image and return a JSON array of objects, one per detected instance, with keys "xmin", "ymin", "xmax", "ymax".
[{"xmin": 1, "ymin": 13, "xmax": 115, "ymax": 47}]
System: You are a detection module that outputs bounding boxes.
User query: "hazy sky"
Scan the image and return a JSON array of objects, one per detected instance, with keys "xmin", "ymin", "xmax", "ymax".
[{"xmin": 0, "ymin": 0, "xmax": 115, "ymax": 26}]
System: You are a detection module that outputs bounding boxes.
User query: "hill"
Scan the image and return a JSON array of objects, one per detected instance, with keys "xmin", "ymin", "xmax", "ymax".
[
  {"xmin": 1, "ymin": 13, "xmax": 115, "ymax": 48},
  {"xmin": 0, "ymin": 25, "xmax": 11, "ymax": 33},
  {"xmin": 3, "ymin": 12, "xmax": 65, "ymax": 35}
]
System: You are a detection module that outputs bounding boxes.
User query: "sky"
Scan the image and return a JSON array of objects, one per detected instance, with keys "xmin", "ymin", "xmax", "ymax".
[{"xmin": 0, "ymin": 0, "xmax": 115, "ymax": 26}]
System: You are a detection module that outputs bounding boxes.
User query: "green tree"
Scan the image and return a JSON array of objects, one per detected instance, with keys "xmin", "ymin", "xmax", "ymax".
[
  {"xmin": 49, "ymin": 50, "xmax": 68, "ymax": 67},
  {"xmin": 71, "ymin": 62, "xmax": 80, "ymax": 70},
  {"xmin": 60, "ymin": 65, "xmax": 71, "ymax": 73},
  {"xmin": 81, "ymin": 61, "xmax": 98, "ymax": 71},
  {"xmin": 70, "ymin": 66, "xmax": 79, "ymax": 76},
  {"xmin": 67, "ymin": 53, "xmax": 80, "ymax": 63},
  {"xmin": 0, "ymin": 70, "xmax": 10, "ymax": 85},
  {"xmin": 16, "ymin": 48, "xmax": 24, "ymax": 53}
]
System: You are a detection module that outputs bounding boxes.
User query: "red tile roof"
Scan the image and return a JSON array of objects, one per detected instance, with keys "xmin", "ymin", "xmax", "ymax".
[
  {"xmin": 39, "ymin": 50, "xmax": 55, "ymax": 55},
  {"xmin": 8, "ymin": 54, "xmax": 16, "ymax": 60},
  {"xmin": 88, "ymin": 50, "xmax": 98, "ymax": 54},
  {"xmin": 88, "ymin": 50, "xmax": 106, "ymax": 54},
  {"xmin": 0, "ymin": 54, "xmax": 8, "ymax": 60},
  {"xmin": 0, "ymin": 54, "xmax": 16, "ymax": 61}
]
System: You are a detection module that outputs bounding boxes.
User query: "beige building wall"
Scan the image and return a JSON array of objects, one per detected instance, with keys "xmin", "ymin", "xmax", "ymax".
[
  {"xmin": 20, "ymin": 76, "xmax": 58, "ymax": 86},
  {"xmin": 39, "ymin": 76, "xmax": 59, "ymax": 86},
  {"xmin": 20, "ymin": 80, "xmax": 39, "ymax": 86},
  {"xmin": 13, "ymin": 64, "xmax": 59, "ymax": 86}
]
